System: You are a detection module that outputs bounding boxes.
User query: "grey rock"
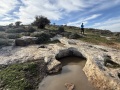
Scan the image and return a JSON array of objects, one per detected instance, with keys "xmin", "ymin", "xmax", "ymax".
[{"xmin": 15, "ymin": 36, "xmax": 37, "ymax": 46}]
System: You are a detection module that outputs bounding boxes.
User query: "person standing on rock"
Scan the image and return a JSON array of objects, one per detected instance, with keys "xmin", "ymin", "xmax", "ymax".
[{"xmin": 81, "ymin": 23, "xmax": 84, "ymax": 34}]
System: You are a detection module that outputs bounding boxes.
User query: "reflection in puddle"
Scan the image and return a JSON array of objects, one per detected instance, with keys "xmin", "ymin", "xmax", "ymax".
[{"xmin": 38, "ymin": 57, "xmax": 97, "ymax": 90}]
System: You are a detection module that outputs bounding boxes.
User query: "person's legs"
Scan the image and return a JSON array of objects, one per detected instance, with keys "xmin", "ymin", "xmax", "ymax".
[
  {"xmin": 81, "ymin": 30, "xmax": 82, "ymax": 34},
  {"xmin": 81, "ymin": 28, "xmax": 84, "ymax": 34},
  {"xmin": 83, "ymin": 28, "xmax": 84, "ymax": 34},
  {"xmin": 81, "ymin": 29, "xmax": 82, "ymax": 34}
]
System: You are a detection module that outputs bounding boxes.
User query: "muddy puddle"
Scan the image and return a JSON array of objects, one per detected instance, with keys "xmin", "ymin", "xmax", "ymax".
[{"xmin": 38, "ymin": 57, "xmax": 98, "ymax": 90}]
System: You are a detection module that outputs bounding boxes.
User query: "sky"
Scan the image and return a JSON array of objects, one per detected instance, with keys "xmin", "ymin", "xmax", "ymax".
[{"xmin": 0, "ymin": 0, "xmax": 120, "ymax": 32}]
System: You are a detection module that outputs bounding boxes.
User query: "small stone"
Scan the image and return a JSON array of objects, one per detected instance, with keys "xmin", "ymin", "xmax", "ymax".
[{"xmin": 65, "ymin": 83, "xmax": 75, "ymax": 90}]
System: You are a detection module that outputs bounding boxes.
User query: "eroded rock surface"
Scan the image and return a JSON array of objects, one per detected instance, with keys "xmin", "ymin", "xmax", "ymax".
[
  {"xmin": 15, "ymin": 36, "xmax": 37, "ymax": 46},
  {"xmin": 0, "ymin": 37, "xmax": 120, "ymax": 90}
]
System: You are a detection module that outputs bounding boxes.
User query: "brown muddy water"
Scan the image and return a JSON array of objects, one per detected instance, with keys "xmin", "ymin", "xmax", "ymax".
[{"xmin": 38, "ymin": 57, "xmax": 97, "ymax": 90}]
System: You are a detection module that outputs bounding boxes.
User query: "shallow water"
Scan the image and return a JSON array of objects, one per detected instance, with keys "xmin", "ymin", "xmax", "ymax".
[{"xmin": 38, "ymin": 57, "xmax": 97, "ymax": 90}]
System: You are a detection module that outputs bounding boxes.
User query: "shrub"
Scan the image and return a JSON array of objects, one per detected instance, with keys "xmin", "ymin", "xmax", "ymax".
[
  {"xmin": 0, "ymin": 27, "xmax": 5, "ymax": 31},
  {"xmin": 0, "ymin": 39, "xmax": 11, "ymax": 46},
  {"xmin": 69, "ymin": 33, "xmax": 82, "ymax": 39},
  {"xmin": 58, "ymin": 26, "xmax": 64, "ymax": 33},
  {"xmin": 20, "ymin": 32, "xmax": 30, "ymax": 36},
  {"xmin": 26, "ymin": 26, "xmax": 36, "ymax": 33},
  {"xmin": 15, "ymin": 21, "xmax": 22, "ymax": 27},
  {"xmin": 0, "ymin": 32, "xmax": 6, "ymax": 39},
  {"xmin": 7, "ymin": 34, "xmax": 20, "ymax": 39},
  {"xmin": 49, "ymin": 30, "xmax": 58, "ymax": 37},
  {"xmin": 31, "ymin": 32, "xmax": 51, "ymax": 44},
  {"xmin": 32, "ymin": 16, "xmax": 50, "ymax": 29},
  {"xmin": 30, "ymin": 32, "xmax": 43, "ymax": 37},
  {"xmin": 60, "ymin": 32, "xmax": 71, "ymax": 38},
  {"xmin": 6, "ymin": 28, "xmax": 26, "ymax": 33}
]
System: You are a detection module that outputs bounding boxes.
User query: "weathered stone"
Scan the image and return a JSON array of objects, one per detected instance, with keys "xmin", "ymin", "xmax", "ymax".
[
  {"xmin": 55, "ymin": 47, "xmax": 85, "ymax": 59},
  {"xmin": 104, "ymin": 55, "xmax": 120, "ymax": 68},
  {"xmin": 68, "ymin": 40, "xmax": 76, "ymax": 45},
  {"xmin": 15, "ymin": 36, "xmax": 37, "ymax": 46},
  {"xmin": 44, "ymin": 57, "xmax": 62, "ymax": 74},
  {"xmin": 65, "ymin": 83, "xmax": 75, "ymax": 90}
]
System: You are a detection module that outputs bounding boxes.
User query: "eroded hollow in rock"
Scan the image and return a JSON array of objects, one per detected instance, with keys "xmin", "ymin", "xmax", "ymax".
[
  {"xmin": 55, "ymin": 47, "xmax": 86, "ymax": 68},
  {"xmin": 55, "ymin": 47, "xmax": 86, "ymax": 60},
  {"xmin": 38, "ymin": 48, "xmax": 98, "ymax": 90}
]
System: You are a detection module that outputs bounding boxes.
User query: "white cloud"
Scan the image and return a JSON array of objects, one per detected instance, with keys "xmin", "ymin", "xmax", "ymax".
[
  {"xmin": 0, "ymin": 0, "xmax": 19, "ymax": 16},
  {"xmin": 67, "ymin": 14, "xmax": 101, "ymax": 27},
  {"xmin": 84, "ymin": 14, "xmax": 101, "ymax": 21},
  {"xmin": 56, "ymin": 0, "xmax": 84, "ymax": 12},
  {"xmin": 0, "ymin": 20, "xmax": 15, "ymax": 25},
  {"xmin": 14, "ymin": 0, "xmax": 63, "ymax": 24},
  {"xmin": 92, "ymin": 17, "xmax": 120, "ymax": 32},
  {"xmin": 14, "ymin": 0, "xmax": 89, "ymax": 24},
  {"xmin": 0, "ymin": 0, "xmax": 120, "ymax": 27},
  {"xmin": 85, "ymin": 0, "xmax": 120, "ymax": 13}
]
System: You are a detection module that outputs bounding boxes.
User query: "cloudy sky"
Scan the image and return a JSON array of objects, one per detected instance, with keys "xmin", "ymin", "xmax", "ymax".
[{"xmin": 0, "ymin": 0, "xmax": 120, "ymax": 32}]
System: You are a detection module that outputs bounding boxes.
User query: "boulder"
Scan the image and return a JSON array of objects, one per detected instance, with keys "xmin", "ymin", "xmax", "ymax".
[
  {"xmin": 15, "ymin": 36, "xmax": 37, "ymax": 46},
  {"xmin": 44, "ymin": 57, "xmax": 62, "ymax": 74},
  {"xmin": 69, "ymin": 33, "xmax": 82, "ymax": 39}
]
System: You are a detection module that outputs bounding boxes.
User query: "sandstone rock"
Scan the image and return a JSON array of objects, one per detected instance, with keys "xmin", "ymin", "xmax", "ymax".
[
  {"xmin": 65, "ymin": 83, "xmax": 75, "ymax": 90},
  {"xmin": 44, "ymin": 57, "xmax": 62, "ymax": 74},
  {"xmin": 103, "ymin": 55, "xmax": 120, "ymax": 68},
  {"xmin": 15, "ymin": 36, "xmax": 37, "ymax": 46},
  {"xmin": 68, "ymin": 40, "xmax": 76, "ymax": 45},
  {"xmin": 50, "ymin": 35, "xmax": 62, "ymax": 41}
]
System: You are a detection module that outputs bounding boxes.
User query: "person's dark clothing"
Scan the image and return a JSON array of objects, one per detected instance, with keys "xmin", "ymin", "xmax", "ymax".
[{"xmin": 81, "ymin": 23, "xmax": 84, "ymax": 34}]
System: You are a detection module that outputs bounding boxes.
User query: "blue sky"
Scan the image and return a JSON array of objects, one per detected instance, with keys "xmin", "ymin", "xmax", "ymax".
[{"xmin": 0, "ymin": 0, "xmax": 120, "ymax": 32}]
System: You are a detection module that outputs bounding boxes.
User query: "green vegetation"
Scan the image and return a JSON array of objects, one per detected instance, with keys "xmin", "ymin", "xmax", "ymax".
[
  {"xmin": 32, "ymin": 16, "xmax": 50, "ymax": 29},
  {"xmin": 15, "ymin": 21, "xmax": 22, "ymax": 27},
  {"xmin": 0, "ymin": 27, "xmax": 5, "ymax": 31},
  {"xmin": 26, "ymin": 26, "xmax": 36, "ymax": 33},
  {"xmin": 58, "ymin": 26, "xmax": 65, "ymax": 33},
  {"xmin": 69, "ymin": 33, "xmax": 82, "ymax": 39},
  {"xmin": 7, "ymin": 34, "xmax": 21, "ymax": 39},
  {"xmin": 0, "ymin": 32, "xmax": 6, "ymax": 39},
  {"xmin": 79, "ymin": 34, "xmax": 111, "ymax": 44},
  {"xmin": 6, "ymin": 28, "xmax": 26, "ymax": 33},
  {"xmin": 0, "ymin": 61, "xmax": 46, "ymax": 90},
  {"xmin": 0, "ymin": 19, "xmax": 119, "ymax": 49},
  {"xmin": 0, "ymin": 39, "xmax": 13, "ymax": 46},
  {"xmin": 45, "ymin": 25, "xmax": 120, "ymax": 49}
]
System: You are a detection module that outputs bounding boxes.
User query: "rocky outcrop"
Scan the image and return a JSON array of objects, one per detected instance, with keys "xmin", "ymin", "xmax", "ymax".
[
  {"xmin": 44, "ymin": 56, "xmax": 62, "ymax": 74},
  {"xmin": 0, "ymin": 36, "xmax": 120, "ymax": 90},
  {"xmin": 15, "ymin": 36, "xmax": 37, "ymax": 46}
]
